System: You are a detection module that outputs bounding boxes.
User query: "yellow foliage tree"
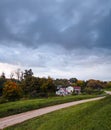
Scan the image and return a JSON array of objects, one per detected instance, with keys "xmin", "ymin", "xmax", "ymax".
[{"xmin": 3, "ymin": 80, "xmax": 22, "ymax": 101}]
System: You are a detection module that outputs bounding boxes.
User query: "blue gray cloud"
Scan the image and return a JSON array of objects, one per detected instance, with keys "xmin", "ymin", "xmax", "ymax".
[
  {"xmin": 0, "ymin": 0, "xmax": 111, "ymax": 49},
  {"xmin": 0, "ymin": 0, "xmax": 111, "ymax": 80}
]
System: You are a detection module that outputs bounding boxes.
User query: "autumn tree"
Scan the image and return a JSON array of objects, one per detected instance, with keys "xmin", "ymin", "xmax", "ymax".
[
  {"xmin": 86, "ymin": 79, "xmax": 103, "ymax": 90},
  {"xmin": 76, "ymin": 80, "xmax": 86, "ymax": 91},
  {"xmin": 3, "ymin": 80, "xmax": 22, "ymax": 101},
  {"xmin": 84, "ymin": 79, "xmax": 104, "ymax": 94}
]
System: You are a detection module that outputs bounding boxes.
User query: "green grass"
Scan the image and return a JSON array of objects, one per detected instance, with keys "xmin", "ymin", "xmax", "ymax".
[
  {"xmin": 5, "ymin": 95, "xmax": 111, "ymax": 130},
  {"xmin": 0, "ymin": 95, "xmax": 97, "ymax": 118},
  {"xmin": 104, "ymin": 88, "xmax": 111, "ymax": 91}
]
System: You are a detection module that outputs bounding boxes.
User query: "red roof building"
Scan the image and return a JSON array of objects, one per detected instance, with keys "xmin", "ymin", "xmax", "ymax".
[{"xmin": 73, "ymin": 86, "xmax": 81, "ymax": 94}]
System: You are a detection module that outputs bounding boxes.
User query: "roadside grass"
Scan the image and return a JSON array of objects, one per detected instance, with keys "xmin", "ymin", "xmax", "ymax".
[
  {"xmin": 104, "ymin": 88, "xmax": 111, "ymax": 91},
  {"xmin": 5, "ymin": 95, "xmax": 111, "ymax": 130},
  {"xmin": 0, "ymin": 94, "xmax": 98, "ymax": 118}
]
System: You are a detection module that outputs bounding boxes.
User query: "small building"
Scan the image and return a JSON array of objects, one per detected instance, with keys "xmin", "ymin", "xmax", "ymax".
[
  {"xmin": 56, "ymin": 86, "xmax": 81, "ymax": 96},
  {"xmin": 56, "ymin": 88, "xmax": 68, "ymax": 96},
  {"xmin": 66, "ymin": 86, "xmax": 74, "ymax": 94},
  {"xmin": 73, "ymin": 86, "xmax": 81, "ymax": 94}
]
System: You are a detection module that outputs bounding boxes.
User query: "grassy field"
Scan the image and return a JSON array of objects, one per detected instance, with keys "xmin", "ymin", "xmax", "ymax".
[
  {"xmin": 5, "ymin": 95, "xmax": 111, "ymax": 130},
  {"xmin": 0, "ymin": 95, "xmax": 98, "ymax": 118}
]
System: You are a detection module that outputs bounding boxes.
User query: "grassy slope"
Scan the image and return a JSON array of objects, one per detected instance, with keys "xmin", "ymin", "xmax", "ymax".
[
  {"xmin": 0, "ymin": 95, "xmax": 97, "ymax": 118},
  {"xmin": 5, "ymin": 96, "xmax": 111, "ymax": 130}
]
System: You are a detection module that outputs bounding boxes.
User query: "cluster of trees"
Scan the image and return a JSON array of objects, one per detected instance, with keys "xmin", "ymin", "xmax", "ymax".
[
  {"xmin": 54, "ymin": 78, "xmax": 111, "ymax": 94},
  {"xmin": 0, "ymin": 69, "xmax": 111, "ymax": 101},
  {"xmin": 0, "ymin": 69, "xmax": 56, "ymax": 101}
]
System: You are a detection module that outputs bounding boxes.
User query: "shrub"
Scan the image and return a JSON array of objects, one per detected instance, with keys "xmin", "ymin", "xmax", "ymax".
[
  {"xmin": 0, "ymin": 97, "xmax": 7, "ymax": 104},
  {"xmin": 84, "ymin": 87, "xmax": 94, "ymax": 94}
]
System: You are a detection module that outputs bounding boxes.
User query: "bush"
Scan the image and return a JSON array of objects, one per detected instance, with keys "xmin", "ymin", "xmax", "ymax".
[
  {"xmin": 47, "ymin": 93, "xmax": 56, "ymax": 97},
  {"xmin": 84, "ymin": 87, "xmax": 103, "ymax": 95},
  {"xmin": 3, "ymin": 80, "xmax": 22, "ymax": 101},
  {"xmin": 0, "ymin": 97, "xmax": 7, "ymax": 104},
  {"xmin": 37, "ymin": 93, "xmax": 48, "ymax": 98},
  {"xmin": 84, "ymin": 87, "xmax": 94, "ymax": 94}
]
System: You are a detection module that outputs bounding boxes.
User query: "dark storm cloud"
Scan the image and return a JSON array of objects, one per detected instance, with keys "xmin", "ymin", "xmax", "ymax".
[
  {"xmin": 0, "ymin": 0, "xmax": 111, "ymax": 49},
  {"xmin": 96, "ymin": 11, "xmax": 111, "ymax": 48}
]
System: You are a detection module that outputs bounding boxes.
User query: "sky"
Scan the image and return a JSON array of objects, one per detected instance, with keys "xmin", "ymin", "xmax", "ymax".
[{"xmin": 0, "ymin": 0, "xmax": 111, "ymax": 80}]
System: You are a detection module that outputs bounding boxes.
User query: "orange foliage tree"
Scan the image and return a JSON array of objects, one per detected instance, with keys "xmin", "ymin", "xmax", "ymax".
[{"xmin": 3, "ymin": 80, "xmax": 22, "ymax": 101}]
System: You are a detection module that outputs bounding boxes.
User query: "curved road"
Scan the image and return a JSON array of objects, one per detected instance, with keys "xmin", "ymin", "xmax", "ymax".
[
  {"xmin": 105, "ymin": 91, "xmax": 111, "ymax": 95},
  {"xmin": 0, "ymin": 96, "xmax": 105, "ymax": 129}
]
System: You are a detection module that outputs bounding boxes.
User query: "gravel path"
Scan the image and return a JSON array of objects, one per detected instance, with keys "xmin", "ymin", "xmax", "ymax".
[
  {"xmin": 105, "ymin": 91, "xmax": 111, "ymax": 95},
  {"xmin": 0, "ymin": 96, "xmax": 104, "ymax": 129}
]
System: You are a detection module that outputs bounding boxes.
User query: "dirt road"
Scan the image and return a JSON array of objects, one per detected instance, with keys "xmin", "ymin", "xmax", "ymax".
[
  {"xmin": 105, "ymin": 91, "xmax": 111, "ymax": 95},
  {"xmin": 0, "ymin": 96, "xmax": 105, "ymax": 129}
]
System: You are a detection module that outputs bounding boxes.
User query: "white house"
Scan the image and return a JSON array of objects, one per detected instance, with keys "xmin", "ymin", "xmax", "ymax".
[
  {"xmin": 56, "ymin": 88, "xmax": 68, "ymax": 96},
  {"xmin": 66, "ymin": 86, "xmax": 74, "ymax": 94},
  {"xmin": 56, "ymin": 86, "xmax": 81, "ymax": 96}
]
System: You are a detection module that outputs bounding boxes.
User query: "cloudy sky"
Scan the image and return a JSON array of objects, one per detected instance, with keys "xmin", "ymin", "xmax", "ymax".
[{"xmin": 0, "ymin": 0, "xmax": 111, "ymax": 80}]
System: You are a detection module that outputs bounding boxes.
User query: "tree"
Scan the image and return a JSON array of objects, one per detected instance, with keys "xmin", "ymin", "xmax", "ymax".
[
  {"xmin": 21, "ymin": 76, "xmax": 40, "ymax": 97},
  {"xmin": 1, "ymin": 72, "xmax": 6, "ymax": 79},
  {"xmin": 76, "ymin": 80, "xmax": 86, "ymax": 91},
  {"xmin": 24, "ymin": 69, "xmax": 33, "ymax": 79},
  {"xmin": 0, "ymin": 77, "xmax": 6, "ymax": 96},
  {"xmin": 0, "ymin": 72, "xmax": 6, "ymax": 96},
  {"xmin": 41, "ymin": 77, "xmax": 55, "ymax": 93},
  {"xmin": 85, "ymin": 79, "xmax": 104, "ymax": 94},
  {"xmin": 10, "ymin": 72, "xmax": 14, "ymax": 79},
  {"xmin": 84, "ymin": 87, "xmax": 93, "ymax": 94},
  {"xmin": 14, "ymin": 69, "xmax": 24, "ymax": 81},
  {"xmin": 3, "ymin": 80, "xmax": 22, "ymax": 101},
  {"xmin": 86, "ymin": 79, "xmax": 103, "ymax": 90},
  {"xmin": 20, "ymin": 71, "xmax": 24, "ymax": 81},
  {"xmin": 69, "ymin": 78, "xmax": 78, "ymax": 83},
  {"xmin": 105, "ymin": 81, "xmax": 111, "ymax": 89},
  {"xmin": 15, "ymin": 69, "xmax": 21, "ymax": 81},
  {"xmin": 54, "ymin": 78, "xmax": 69, "ymax": 87},
  {"xmin": 47, "ymin": 77, "xmax": 56, "ymax": 93}
]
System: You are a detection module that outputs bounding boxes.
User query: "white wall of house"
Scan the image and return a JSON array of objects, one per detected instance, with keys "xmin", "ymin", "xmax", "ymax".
[
  {"xmin": 66, "ymin": 86, "xmax": 74, "ymax": 93},
  {"xmin": 56, "ymin": 88, "xmax": 68, "ymax": 96},
  {"xmin": 56, "ymin": 86, "xmax": 81, "ymax": 96}
]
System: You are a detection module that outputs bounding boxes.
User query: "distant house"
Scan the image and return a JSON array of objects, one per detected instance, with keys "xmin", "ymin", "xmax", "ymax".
[
  {"xmin": 56, "ymin": 88, "xmax": 68, "ymax": 96},
  {"xmin": 56, "ymin": 86, "xmax": 81, "ymax": 96},
  {"xmin": 66, "ymin": 86, "xmax": 74, "ymax": 94},
  {"xmin": 73, "ymin": 86, "xmax": 81, "ymax": 94}
]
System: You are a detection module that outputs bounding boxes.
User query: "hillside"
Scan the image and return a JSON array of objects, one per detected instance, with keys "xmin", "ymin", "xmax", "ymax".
[{"xmin": 5, "ymin": 95, "xmax": 111, "ymax": 130}]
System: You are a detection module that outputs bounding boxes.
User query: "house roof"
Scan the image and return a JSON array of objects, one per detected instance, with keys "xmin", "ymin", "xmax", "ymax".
[
  {"xmin": 73, "ymin": 86, "xmax": 81, "ymax": 89},
  {"xmin": 60, "ymin": 88, "xmax": 68, "ymax": 93}
]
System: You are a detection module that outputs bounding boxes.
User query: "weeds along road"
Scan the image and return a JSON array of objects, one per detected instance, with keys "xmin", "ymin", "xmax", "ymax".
[{"xmin": 0, "ymin": 96, "xmax": 105, "ymax": 129}]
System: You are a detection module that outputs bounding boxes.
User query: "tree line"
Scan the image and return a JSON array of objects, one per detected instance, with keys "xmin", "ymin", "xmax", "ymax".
[{"xmin": 0, "ymin": 69, "xmax": 111, "ymax": 101}]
